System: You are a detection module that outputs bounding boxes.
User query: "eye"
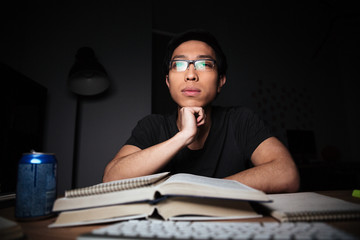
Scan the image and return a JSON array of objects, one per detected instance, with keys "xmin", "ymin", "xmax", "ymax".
[
  {"xmin": 171, "ymin": 61, "xmax": 187, "ymax": 71},
  {"xmin": 195, "ymin": 60, "xmax": 215, "ymax": 70},
  {"xmin": 195, "ymin": 61, "xmax": 206, "ymax": 70}
]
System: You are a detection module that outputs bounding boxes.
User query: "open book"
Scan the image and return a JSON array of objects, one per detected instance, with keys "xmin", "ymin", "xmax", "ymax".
[
  {"xmin": 258, "ymin": 192, "xmax": 360, "ymax": 222},
  {"xmin": 50, "ymin": 172, "xmax": 270, "ymax": 227}
]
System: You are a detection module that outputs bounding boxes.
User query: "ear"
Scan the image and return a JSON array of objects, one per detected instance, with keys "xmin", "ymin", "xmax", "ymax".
[
  {"xmin": 166, "ymin": 75, "xmax": 170, "ymax": 88},
  {"xmin": 217, "ymin": 75, "xmax": 226, "ymax": 93}
]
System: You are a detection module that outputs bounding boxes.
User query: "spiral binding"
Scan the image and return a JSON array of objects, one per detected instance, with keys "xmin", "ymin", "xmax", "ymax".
[
  {"xmin": 284, "ymin": 211, "xmax": 360, "ymax": 222},
  {"xmin": 65, "ymin": 172, "xmax": 169, "ymax": 198}
]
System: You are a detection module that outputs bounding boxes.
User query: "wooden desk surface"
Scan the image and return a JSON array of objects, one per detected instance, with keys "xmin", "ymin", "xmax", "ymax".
[{"xmin": 1, "ymin": 190, "xmax": 359, "ymax": 240}]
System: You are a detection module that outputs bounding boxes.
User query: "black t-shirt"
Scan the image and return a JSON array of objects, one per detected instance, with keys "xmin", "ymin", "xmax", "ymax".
[{"xmin": 125, "ymin": 106, "xmax": 273, "ymax": 178}]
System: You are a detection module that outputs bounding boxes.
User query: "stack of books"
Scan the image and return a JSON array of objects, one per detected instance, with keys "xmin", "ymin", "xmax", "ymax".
[{"xmin": 49, "ymin": 172, "xmax": 270, "ymax": 227}]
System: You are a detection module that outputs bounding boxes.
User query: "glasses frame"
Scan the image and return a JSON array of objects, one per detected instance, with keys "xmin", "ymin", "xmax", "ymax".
[{"xmin": 169, "ymin": 59, "xmax": 217, "ymax": 72}]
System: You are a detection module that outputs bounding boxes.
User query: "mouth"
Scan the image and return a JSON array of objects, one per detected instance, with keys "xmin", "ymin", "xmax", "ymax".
[{"xmin": 181, "ymin": 87, "xmax": 201, "ymax": 96}]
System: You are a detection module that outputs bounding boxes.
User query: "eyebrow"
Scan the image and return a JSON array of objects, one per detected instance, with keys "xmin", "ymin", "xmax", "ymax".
[{"xmin": 172, "ymin": 55, "xmax": 215, "ymax": 60}]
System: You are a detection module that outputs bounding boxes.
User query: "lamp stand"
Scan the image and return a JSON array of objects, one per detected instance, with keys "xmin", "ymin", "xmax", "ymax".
[{"xmin": 71, "ymin": 96, "xmax": 82, "ymax": 189}]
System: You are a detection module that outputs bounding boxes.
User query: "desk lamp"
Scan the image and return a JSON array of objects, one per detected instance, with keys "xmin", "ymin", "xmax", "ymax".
[{"xmin": 68, "ymin": 47, "xmax": 110, "ymax": 188}]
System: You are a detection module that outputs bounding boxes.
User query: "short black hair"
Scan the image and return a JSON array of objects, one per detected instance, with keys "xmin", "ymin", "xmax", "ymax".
[{"xmin": 163, "ymin": 29, "xmax": 227, "ymax": 77}]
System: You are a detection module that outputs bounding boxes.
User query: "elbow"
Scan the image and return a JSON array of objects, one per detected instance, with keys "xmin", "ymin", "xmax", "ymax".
[
  {"xmin": 268, "ymin": 169, "xmax": 300, "ymax": 194},
  {"xmin": 284, "ymin": 167, "xmax": 300, "ymax": 193},
  {"xmin": 287, "ymin": 177, "xmax": 300, "ymax": 193},
  {"xmin": 102, "ymin": 169, "xmax": 125, "ymax": 183},
  {"xmin": 102, "ymin": 166, "xmax": 126, "ymax": 183},
  {"xmin": 102, "ymin": 173, "xmax": 112, "ymax": 183},
  {"xmin": 102, "ymin": 167, "xmax": 112, "ymax": 183},
  {"xmin": 102, "ymin": 158, "xmax": 135, "ymax": 183},
  {"xmin": 102, "ymin": 163, "xmax": 119, "ymax": 183}
]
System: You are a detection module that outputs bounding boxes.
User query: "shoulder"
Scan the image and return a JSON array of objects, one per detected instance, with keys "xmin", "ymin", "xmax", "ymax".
[
  {"xmin": 126, "ymin": 112, "xmax": 177, "ymax": 149},
  {"xmin": 138, "ymin": 112, "xmax": 173, "ymax": 124},
  {"xmin": 213, "ymin": 106, "xmax": 273, "ymax": 156},
  {"xmin": 213, "ymin": 105, "xmax": 258, "ymax": 120},
  {"xmin": 138, "ymin": 114, "xmax": 166, "ymax": 124},
  {"xmin": 135, "ymin": 112, "xmax": 176, "ymax": 130},
  {"xmin": 213, "ymin": 105, "xmax": 270, "ymax": 134}
]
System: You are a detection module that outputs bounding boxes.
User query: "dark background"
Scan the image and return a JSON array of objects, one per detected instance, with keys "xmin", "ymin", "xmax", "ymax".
[{"xmin": 1, "ymin": 0, "xmax": 359, "ymax": 194}]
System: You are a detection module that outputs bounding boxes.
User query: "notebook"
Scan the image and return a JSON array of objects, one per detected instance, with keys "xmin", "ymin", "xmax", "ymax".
[{"xmin": 258, "ymin": 192, "xmax": 360, "ymax": 222}]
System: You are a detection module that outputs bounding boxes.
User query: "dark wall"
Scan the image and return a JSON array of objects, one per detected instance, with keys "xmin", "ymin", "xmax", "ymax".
[
  {"xmin": 1, "ymin": 0, "xmax": 359, "ymax": 193},
  {"xmin": 1, "ymin": 1, "xmax": 152, "ymax": 193},
  {"xmin": 0, "ymin": 64, "xmax": 47, "ymax": 194}
]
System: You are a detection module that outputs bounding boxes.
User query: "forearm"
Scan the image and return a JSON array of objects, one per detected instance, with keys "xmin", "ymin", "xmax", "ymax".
[
  {"xmin": 225, "ymin": 158, "xmax": 300, "ymax": 193},
  {"xmin": 103, "ymin": 131, "xmax": 190, "ymax": 182},
  {"xmin": 104, "ymin": 107, "xmax": 207, "ymax": 182}
]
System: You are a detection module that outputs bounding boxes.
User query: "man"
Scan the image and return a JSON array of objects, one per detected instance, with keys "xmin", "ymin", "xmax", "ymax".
[{"xmin": 103, "ymin": 30, "xmax": 299, "ymax": 193}]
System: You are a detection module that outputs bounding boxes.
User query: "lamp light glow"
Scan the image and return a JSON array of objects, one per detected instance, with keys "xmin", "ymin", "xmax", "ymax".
[{"xmin": 30, "ymin": 159, "xmax": 41, "ymax": 164}]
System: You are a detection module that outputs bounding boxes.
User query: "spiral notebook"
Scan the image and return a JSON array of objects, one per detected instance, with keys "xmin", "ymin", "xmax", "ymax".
[
  {"xmin": 259, "ymin": 192, "xmax": 360, "ymax": 222},
  {"xmin": 64, "ymin": 172, "xmax": 170, "ymax": 197}
]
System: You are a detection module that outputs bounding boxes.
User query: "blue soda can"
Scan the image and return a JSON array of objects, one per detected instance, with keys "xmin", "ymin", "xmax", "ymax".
[{"xmin": 15, "ymin": 151, "xmax": 57, "ymax": 220}]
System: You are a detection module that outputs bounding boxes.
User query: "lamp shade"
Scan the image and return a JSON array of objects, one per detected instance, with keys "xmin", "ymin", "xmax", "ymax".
[{"xmin": 68, "ymin": 47, "xmax": 110, "ymax": 96}]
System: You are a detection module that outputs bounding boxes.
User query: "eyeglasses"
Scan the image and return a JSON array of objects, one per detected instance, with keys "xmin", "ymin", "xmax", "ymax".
[{"xmin": 169, "ymin": 59, "xmax": 216, "ymax": 72}]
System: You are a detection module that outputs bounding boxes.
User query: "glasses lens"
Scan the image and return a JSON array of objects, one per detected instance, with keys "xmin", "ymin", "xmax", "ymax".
[
  {"xmin": 171, "ymin": 61, "xmax": 187, "ymax": 72},
  {"xmin": 170, "ymin": 60, "xmax": 215, "ymax": 72},
  {"xmin": 195, "ymin": 60, "xmax": 215, "ymax": 71}
]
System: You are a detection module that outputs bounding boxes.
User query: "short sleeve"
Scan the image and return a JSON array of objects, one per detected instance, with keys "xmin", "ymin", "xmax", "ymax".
[
  {"xmin": 125, "ymin": 115, "xmax": 164, "ymax": 149},
  {"xmin": 231, "ymin": 107, "xmax": 273, "ymax": 159}
]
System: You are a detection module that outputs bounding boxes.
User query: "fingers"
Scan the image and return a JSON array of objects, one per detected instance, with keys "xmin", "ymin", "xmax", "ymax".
[
  {"xmin": 195, "ymin": 109, "xmax": 206, "ymax": 126},
  {"xmin": 178, "ymin": 107, "xmax": 207, "ymax": 146},
  {"xmin": 180, "ymin": 107, "xmax": 206, "ymax": 127}
]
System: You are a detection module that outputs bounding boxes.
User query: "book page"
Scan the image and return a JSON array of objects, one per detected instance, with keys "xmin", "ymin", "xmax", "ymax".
[
  {"xmin": 156, "ymin": 173, "xmax": 269, "ymax": 202},
  {"xmin": 49, "ymin": 203, "xmax": 154, "ymax": 228},
  {"xmin": 157, "ymin": 197, "xmax": 262, "ymax": 220},
  {"xmin": 163, "ymin": 173, "xmax": 258, "ymax": 191}
]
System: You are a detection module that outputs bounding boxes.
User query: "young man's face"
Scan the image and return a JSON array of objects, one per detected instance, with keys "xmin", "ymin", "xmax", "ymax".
[{"xmin": 166, "ymin": 40, "xmax": 226, "ymax": 108}]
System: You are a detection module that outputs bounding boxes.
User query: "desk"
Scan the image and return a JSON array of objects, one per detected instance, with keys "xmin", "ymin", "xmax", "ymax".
[{"xmin": 1, "ymin": 190, "xmax": 359, "ymax": 240}]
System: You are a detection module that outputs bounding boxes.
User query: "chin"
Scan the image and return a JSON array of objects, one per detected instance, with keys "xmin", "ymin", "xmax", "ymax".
[
  {"xmin": 178, "ymin": 103, "xmax": 211, "ymax": 110},
  {"xmin": 174, "ymin": 97, "xmax": 212, "ymax": 108},
  {"xmin": 178, "ymin": 101, "xmax": 202, "ymax": 108}
]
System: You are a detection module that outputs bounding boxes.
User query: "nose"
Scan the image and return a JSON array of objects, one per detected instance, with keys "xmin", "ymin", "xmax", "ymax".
[{"xmin": 184, "ymin": 64, "xmax": 198, "ymax": 82}]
